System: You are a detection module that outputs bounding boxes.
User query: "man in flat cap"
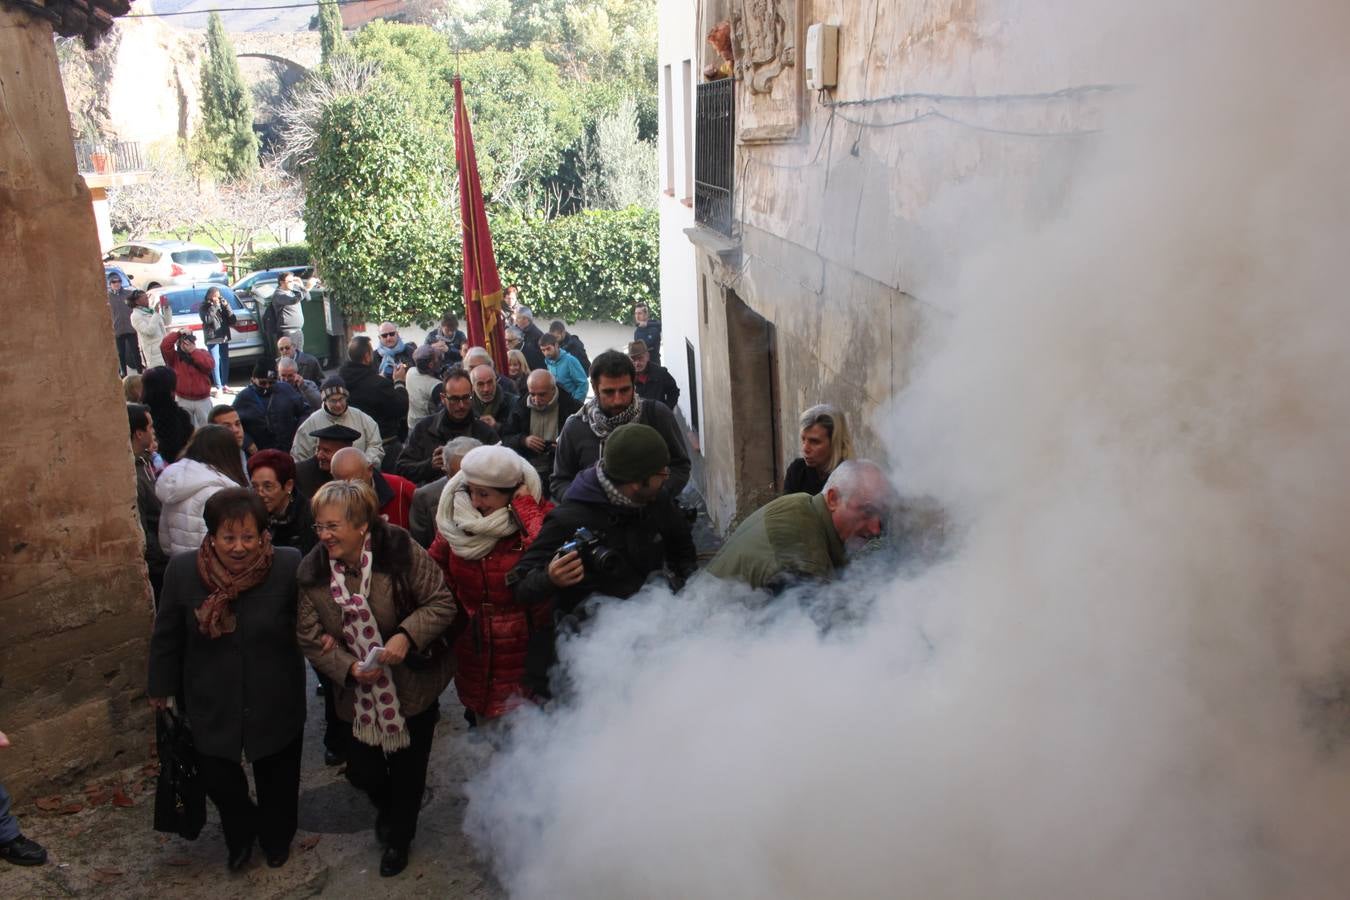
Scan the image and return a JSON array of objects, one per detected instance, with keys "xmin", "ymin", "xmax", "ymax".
[{"xmin": 295, "ymin": 422, "xmax": 361, "ymax": 504}]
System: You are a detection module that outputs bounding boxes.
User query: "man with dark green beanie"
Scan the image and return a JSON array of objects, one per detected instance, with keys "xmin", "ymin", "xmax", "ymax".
[{"xmin": 511, "ymin": 423, "xmax": 698, "ymax": 697}]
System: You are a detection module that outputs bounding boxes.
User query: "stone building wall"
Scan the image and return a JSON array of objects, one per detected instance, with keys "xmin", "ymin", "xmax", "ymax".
[
  {"xmin": 689, "ymin": 0, "xmax": 1120, "ymax": 530},
  {"xmin": 0, "ymin": 5, "xmax": 154, "ymax": 799}
]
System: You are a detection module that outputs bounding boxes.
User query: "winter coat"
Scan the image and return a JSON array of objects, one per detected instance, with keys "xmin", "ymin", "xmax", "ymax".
[
  {"xmin": 296, "ymin": 522, "xmax": 457, "ymax": 722},
  {"xmin": 422, "ymin": 327, "xmax": 466, "ymax": 365},
  {"xmin": 782, "ymin": 458, "xmax": 828, "ymax": 496},
  {"xmin": 135, "ymin": 452, "xmax": 169, "ymax": 580},
  {"xmin": 376, "ymin": 339, "xmax": 417, "ymax": 377},
  {"xmin": 290, "ymin": 377, "xmax": 322, "ymax": 412},
  {"xmin": 288, "ymin": 351, "xmax": 325, "ymax": 385},
  {"xmin": 148, "ymin": 547, "xmax": 306, "ymax": 761},
  {"xmin": 545, "ymin": 350, "xmax": 589, "ymax": 403},
  {"xmin": 291, "ymin": 405, "xmax": 385, "ymax": 468},
  {"xmin": 108, "ymin": 290, "xmax": 135, "ymax": 336},
  {"xmin": 234, "ymin": 382, "xmax": 308, "ymax": 452},
  {"xmin": 338, "ymin": 359, "xmax": 408, "ymax": 440},
  {"xmin": 428, "ymin": 493, "xmax": 553, "ymax": 719},
  {"xmin": 634, "ymin": 320, "xmax": 662, "ymax": 365},
  {"xmin": 373, "ymin": 470, "xmax": 417, "ymax": 530},
  {"xmin": 500, "ymin": 389, "xmax": 582, "ymax": 477},
  {"xmin": 550, "ymin": 399, "xmax": 691, "ymax": 503},
  {"xmin": 511, "ymin": 466, "xmax": 697, "ymax": 696},
  {"xmin": 160, "ymin": 333, "xmax": 215, "ymax": 401},
  {"xmin": 132, "ymin": 305, "xmax": 169, "ymax": 368},
  {"xmin": 635, "ymin": 364, "xmax": 680, "ymax": 410},
  {"xmin": 294, "ymin": 456, "xmax": 331, "ymax": 505},
  {"xmin": 397, "ymin": 408, "xmax": 500, "ymax": 486},
  {"xmin": 703, "ymin": 491, "xmax": 846, "ymax": 591},
  {"xmin": 198, "ymin": 298, "xmax": 236, "ymax": 346},
  {"xmin": 155, "ymin": 458, "xmax": 242, "ymax": 555},
  {"xmin": 519, "ymin": 321, "xmax": 547, "ymax": 371},
  {"xmin": 269, "ymin": 493, "xmax": 316, "ymax": 554},
  {"xmin": 406, "ymin": 369, "xmax": 441, "ymax": 429},
  {"xmin": 270, "ymin": 285, "xmax": 308, "ymax": 331},
  {"xmin": 559, "ymin": 333, "xmax": 590, "ymax": 373},
  {"xmin": 408, "ymin": 476, "xmax": 447, "ymax": 548}
]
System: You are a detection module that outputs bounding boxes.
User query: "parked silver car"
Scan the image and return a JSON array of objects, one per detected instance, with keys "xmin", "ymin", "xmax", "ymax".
[
  {"xmin": 147, "ymin": 283, "xmax": 263, "ymax": 376},
  {"xmin": 104, "ymin": 240, "xmax": 229, "ymax": 290}
]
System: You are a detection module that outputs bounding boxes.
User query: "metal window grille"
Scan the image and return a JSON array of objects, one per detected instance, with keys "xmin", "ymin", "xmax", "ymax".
[{"xmin": 695, "ymin": 78, "xmax": 735, "ymax": 237}]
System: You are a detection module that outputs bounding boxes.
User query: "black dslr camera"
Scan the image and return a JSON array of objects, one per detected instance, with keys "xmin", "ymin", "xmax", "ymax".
[{"xmin": 558, "ymin": 527, "xmax": 621, "ymax": 576}]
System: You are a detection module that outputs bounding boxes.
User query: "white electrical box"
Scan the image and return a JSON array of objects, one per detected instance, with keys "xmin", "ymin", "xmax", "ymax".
[{"xmin": 805, "ymin": 23, "xmax": 839, "ymax": 90}]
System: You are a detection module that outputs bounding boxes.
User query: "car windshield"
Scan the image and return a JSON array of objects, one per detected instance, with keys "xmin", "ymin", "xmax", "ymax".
[
  {"xmin": 170, "ymin": 249, "xmax": 219, "ymax": 265},
  {"xmin": 164, "ymin": 288, "xmax": 242, "ymax": 316}
]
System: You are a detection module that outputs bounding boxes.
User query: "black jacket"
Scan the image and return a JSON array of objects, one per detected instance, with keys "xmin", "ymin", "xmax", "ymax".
[
  {"xmin": 634, "ymin": 321, "xmax": 662, "ymax": 365},
  {"xmin": 291, "ymin": 351, "xmax": 325, "ymax": 384},
  {"xmin": 635, "ymin": 364, "xmax": 680, "ymax": 410},
  {"xmin": 339, "ymin": 359, "xmax": 408, "ymax": 439},
  {"xmin": 520, "ymin": 322, "xmax": 547, "ymax": 371},
  {"xmin": 782, "ymin": 458, "xmax": 828, "ymax": 496},
  {"xmin": 198, "ymin": 298, "xmax": 236, "ymax": 346},
  {"xmin": 234, "ymin": 381, "xmax": 308, "ymax": 452},
  {"xmin": 500, "ymin": 389, "xmax": 582, "ymax": 474},
  {"xmin": 295, "ymin": 456, "xmax": 331, "ymax": 504},
  {"xmin": 270, "ymin": 493, "xmax": 316, "ymax": 554},
  {"xmin": 148, "ymin": 401, "xmax": 194, "ymax": 464},
  {"xmin": 147, "ymin": 548, "xmax": 306, "ymax": 761},
  {"xmin": 396, "ymin": 408, "xmax": 500, "ymax": 485},
  {"xmin": 550, "ymin": 399, "xmax": 691, "ymax": 503},
  {"xmin": 559, "ymin": 333, "xmax": 590, "ymax": 373}
]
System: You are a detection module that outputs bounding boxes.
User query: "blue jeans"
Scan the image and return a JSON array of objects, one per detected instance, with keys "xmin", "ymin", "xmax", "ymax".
[
  {"xmin": 0, "ymin": 780, "xmax": 19, "ymax": 844},
  {"xmin": 208, "ymin": 342, "xmax": 230, "ymax": 388}
]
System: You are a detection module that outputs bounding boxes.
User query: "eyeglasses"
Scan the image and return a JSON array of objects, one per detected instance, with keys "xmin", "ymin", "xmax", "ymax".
[
  {"xmin": 312, "ymin": 522, "xmax": 344, "ymax": 535},
  {"xmin": 445, "ymin": 393, "xmax": 473, "ymax": 404}
]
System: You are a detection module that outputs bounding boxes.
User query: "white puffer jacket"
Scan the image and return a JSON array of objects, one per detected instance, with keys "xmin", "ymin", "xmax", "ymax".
[{"xmin": 155, "ymin": 459, "xmax": 240, "ymax": 555}]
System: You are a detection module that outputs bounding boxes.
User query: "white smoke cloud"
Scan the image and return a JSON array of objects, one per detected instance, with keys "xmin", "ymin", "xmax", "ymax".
[{"xmin": 463, "ymin": 0, "xmax": 1350, "ymax": 896}]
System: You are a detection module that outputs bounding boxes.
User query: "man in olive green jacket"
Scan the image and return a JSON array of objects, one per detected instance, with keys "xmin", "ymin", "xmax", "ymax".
[{"xmin": 705, "ymin": 460, "xmax": 892, "ymax": 591}]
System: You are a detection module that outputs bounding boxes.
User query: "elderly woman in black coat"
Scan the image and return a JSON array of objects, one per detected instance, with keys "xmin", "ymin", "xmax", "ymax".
[{"xmin": 147, "ymin": 488, "xmax": 305, "ymax": 873}]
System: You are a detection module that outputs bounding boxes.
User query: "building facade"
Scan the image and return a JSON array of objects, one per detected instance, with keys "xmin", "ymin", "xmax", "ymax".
[{"xmin": 682, "ymin": 0, "xmax": 1114, "ymax": 531}]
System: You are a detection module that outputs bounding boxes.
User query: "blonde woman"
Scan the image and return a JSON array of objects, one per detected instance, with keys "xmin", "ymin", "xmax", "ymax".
[
  {"xmin": 505, "ymin": 349, "xmax": 530, "ymax": 394},
  {"xmin": 782, "ymin": 403, "xmax": 853, "ymax": 496}
]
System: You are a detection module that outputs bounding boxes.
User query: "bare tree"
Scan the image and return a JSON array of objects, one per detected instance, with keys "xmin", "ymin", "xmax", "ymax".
[
  {"xmin": 194, "ymin": 159, "xmax": 303, "ymax": 276},
  {"xmin": 274, "ymin": 56, "xmax": 383, "ymax": 170},
  {"xmin": 108, "ymin": 147, "xmax": 209, "ymax": 240}
]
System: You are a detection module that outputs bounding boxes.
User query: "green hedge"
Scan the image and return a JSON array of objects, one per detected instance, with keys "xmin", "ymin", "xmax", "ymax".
[
  {"xmin": 302, "ymin": 206, "xmax": 658, "ymax": 326},
  {"xmin": 247, "ymin": 243, "xmax": 313, "ymax": 271}
]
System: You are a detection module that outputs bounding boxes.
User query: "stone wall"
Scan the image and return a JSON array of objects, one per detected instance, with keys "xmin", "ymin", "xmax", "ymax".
[
  {"xmin": 690, "ymin": 0, "xmax": 1118, "ymax": 530},
  {"xmin": 0, "ymin": 6, "xmax": 154, "ymax": 799}
]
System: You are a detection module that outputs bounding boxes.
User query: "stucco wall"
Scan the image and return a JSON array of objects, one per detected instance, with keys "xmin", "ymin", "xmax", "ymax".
[
  {"xmin": 691, "ymin": 0, "xmax": 1117, "ymax": 528},
  {"xmin": 0, "ymin": 7, "xmax": 154, "ymax": 799}
]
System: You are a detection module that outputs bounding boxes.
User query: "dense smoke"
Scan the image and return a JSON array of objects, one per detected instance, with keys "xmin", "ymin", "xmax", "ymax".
[{"xmin": 464, "ymin": 0, "xmax": 1350, "ymax": 897}]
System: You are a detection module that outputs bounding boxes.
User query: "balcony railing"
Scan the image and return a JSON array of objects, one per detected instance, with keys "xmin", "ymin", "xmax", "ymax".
[
  {"xmin": 695, "ymin": 78, "xmax": 735, "ymax": 237},
  {"xmin": 74, "ymin": 140, "xmax": 145, "ymax": 175}
]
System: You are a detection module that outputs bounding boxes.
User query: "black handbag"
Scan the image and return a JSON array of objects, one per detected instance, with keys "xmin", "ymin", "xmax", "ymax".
[{"xmin": 153, "ymin": 708, "xmax": 206, "ymax": 840}]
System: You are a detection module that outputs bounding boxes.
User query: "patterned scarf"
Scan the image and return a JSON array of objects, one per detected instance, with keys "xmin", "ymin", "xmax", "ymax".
[
  {"xmin": 582, "ymin": 395, "xmax": 643, "ymax": 439},
  {"xmin": 596, "ymin": 462, "xmax": 640, "ymax": 509},
  {"xmin": 328, "ymin": 536, "xmax": 409, "ymax": 752},
  {"xmin": 194, "ymin": 532, "xmax": 275, "ymax": 638}
]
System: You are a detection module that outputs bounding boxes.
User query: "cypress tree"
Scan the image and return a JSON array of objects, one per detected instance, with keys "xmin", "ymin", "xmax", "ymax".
[
  {"xmin": 318, "ymin": 0, "xmax": 348, "ymax": 64},
  {"xmin": 198, "ymin": 12, "xmax": 259, "ymax": 180}
]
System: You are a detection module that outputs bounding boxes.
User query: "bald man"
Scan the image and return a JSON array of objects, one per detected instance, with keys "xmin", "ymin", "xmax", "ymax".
[
  {"xmin": 469, "ymin": 363, "xmax": 513, "ymax": 430},
  {"xmin": 330, "ymin": 446, "xmax": 417, "ymax": 530},
  {"xmin": 500, "ymin": 368, "xmax": 581, "ymax": 495}
]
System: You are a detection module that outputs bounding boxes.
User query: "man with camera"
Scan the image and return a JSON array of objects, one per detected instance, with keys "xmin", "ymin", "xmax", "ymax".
[
  {"xmin": 500, "ymin": 368, "xmax": 580, "ymax": 496},
  {"xmin": 511, "ymin": 424, "xmax": 698, "ymax": 697},
  {"xmin": 158, "ymin": 329, "xmax": 216, "ymax": 426}
]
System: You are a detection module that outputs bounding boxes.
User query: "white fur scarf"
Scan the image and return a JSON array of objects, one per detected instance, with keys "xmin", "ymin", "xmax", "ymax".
[{"xmin": 434, "ymin": 465, "xmax": 543, "ymax": 560}]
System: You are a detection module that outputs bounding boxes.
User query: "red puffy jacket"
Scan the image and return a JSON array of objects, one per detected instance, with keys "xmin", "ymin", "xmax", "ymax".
[
  {"xmin": 160, "ymin": 332, "xmax": 215, "ymax": 400},
  {"xmin": 429, "ymin": 493, "xmax": 553, "ymax": 719}
]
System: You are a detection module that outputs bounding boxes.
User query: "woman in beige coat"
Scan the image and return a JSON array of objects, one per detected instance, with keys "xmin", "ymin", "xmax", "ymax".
[{"xmin": 296, "ymin": 480, "xmax": 456, "ymax": 878}]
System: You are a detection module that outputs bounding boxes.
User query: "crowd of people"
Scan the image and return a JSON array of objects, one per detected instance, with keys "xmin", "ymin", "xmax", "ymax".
[{"xmin": 0, "ymin": 279, "xmax": 896, "ymax": 876}]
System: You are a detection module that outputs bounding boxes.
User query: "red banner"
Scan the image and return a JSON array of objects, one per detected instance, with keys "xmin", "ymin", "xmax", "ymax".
[{"xmin": 453, "ymin": 75, "xmax": 508, "ymax": 372}]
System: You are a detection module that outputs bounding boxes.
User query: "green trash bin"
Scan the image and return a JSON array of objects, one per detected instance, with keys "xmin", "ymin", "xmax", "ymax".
[{"xmin": 301, "ymin": 290, "xmax": 330, "ymax": 366}]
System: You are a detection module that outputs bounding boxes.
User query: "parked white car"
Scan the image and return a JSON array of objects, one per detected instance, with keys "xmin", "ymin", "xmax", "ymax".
[{"xmin": 103, "ymin": 241, "xmax": 229, "ymax": 290}]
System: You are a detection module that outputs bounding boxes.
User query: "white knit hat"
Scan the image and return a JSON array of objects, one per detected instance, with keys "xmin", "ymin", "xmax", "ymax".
[{"xmin": 458, "ymin": 445, "xmax": 530, "ymax": 489}]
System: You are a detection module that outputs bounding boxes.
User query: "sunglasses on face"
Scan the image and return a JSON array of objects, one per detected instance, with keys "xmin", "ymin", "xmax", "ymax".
[{"xmin": 380, "ymin": 332, "xmax": 398, "ymax": 339}]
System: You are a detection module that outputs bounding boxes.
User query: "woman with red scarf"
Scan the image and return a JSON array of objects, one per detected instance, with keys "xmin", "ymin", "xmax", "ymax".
[
  {"xmin": 147, "ymin": 489, "xmax": 306, "ymax": 873},
  {"xmin": 429, "ymin": 445, "xmax": 553, "ymax": 724}
]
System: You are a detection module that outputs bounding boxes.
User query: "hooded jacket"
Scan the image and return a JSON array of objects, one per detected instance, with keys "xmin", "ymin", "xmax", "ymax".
[
  {"xmin": 155, "ymin": 458, "xmax": 241, "ymax": 555},
  {"xmin": 291, "ymin": 404, "xmax": 385, "ymax": 467},
  {"xmin": 545, "ymin": 350, "xmax": 589, "ymax": 403},
  {"xmin": 234, "ymin": 381, "xmax": 308, "ymax": 451}
]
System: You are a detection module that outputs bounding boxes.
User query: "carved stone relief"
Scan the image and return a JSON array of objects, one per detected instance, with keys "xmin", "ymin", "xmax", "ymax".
[{"xmin": 732, "ymin": 0, "xmax": 801, "ymax": 143}]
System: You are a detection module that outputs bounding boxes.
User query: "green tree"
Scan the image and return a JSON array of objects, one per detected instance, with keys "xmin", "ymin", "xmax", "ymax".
[
  {"xmin": 318, "ymin": 0, "xmax": 348, "ymax": 64},
  {"xmin": 305, "ymin": 90, "xmax": 457, "ymax": 324},
  {"xmin": 197, "ymin": 12, "xmax": 259, "ymax": 180}
]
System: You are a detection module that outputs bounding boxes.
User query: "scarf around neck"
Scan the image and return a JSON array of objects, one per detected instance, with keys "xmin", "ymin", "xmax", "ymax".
[
  {"xmin": 195, "ymin": 531, "xmax": 275, "ymax": 638},
  {"xmin": 434, "ymin": 466, "xmax": 542, "ymax": 561},
  {"xmin": 376, "ymin": 338, "xmax": 408, "ymax": 376},
  {"xmin": 529, "ymin": 388, "xmax": 561, "ymax": 443},
  {"xmin": 596, "ymin": 462, "xmax": 640, "ymax": 509},
  {"xmin": 582, "ymin": 395, "xmax": 643, "ymax": 439},
  {"xmin": 328, "ymin": 535, "xmax": 410, "ymax": 752}
]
